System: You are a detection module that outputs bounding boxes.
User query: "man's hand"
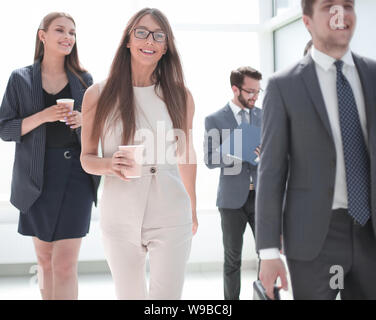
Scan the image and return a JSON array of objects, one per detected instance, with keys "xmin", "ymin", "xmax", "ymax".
[
  {"xmin": 254, "ymin": 145, "xmax": 261, "ymax": 158},
  {"xmin": 259, "ymin": 258, "xmax": 288, "ymax": 300},
  {"xmin": 253, "ymin": 145, "xmax": 261, "ymax": 164}
]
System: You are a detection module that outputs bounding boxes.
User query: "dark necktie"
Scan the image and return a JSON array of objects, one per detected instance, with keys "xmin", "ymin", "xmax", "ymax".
[
  {"xmin": 239, "ymin": 109, "xmax": 248, "ymax": 124},
  {"xmin": 335, "ymin": 60, "xmax": 371, "ymax": 226}
]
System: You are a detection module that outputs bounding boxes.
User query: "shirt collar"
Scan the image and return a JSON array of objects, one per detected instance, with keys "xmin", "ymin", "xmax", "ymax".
[
  {"xmin": 229, "ymin": 100, "xmax": 250, "ymax": 115},
  {"xmin": 311, "ymin": 45, "xmax": 355, "ymax": 72}
]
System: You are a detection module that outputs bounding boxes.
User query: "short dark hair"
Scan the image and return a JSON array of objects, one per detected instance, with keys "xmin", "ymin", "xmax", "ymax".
[
  {"xmin": 304, "ymin": 39, "xmax": 313, "ymax": 56},
  {"xmin": 302, "ymin": 0, "xmax": 355, "ymax": 17},
  {"xmin": 301, "ymin": 0, "xmax": 316, "ymax": 17},
  {"xmin": 230, "ymin": 66, "xmax": 262, "ymax": 88}
]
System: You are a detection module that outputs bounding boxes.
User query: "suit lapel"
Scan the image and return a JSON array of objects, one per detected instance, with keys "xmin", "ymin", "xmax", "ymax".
[
  {"xmin": 30, "ymin": 60, "xmax": 46, "ymax": 188},
  {"xmin": 352, "ymin": 53, "xmax": 376, "ymax": 215},
  {"xmin": 66, "ymin": 70, "xmax": 85, "ymax": 144},
  {"xmin": 250, "ymin": 107, "xmax": 262, "ymax": 127},
  {"xmin": 352, "ymin": 54, "xmax": 376, "ymax": 149},
  {"xmin": 32, "ymin": 60, "xmax": 44, "ymax": 113},
  {"xmin": 67, "ymin": 70, "xmax": 84, "ymax": 110},
  {"xmin": 222, "ymin": 103, "xmax": 239, "ymax": 129},
  {"xmin": 300, "ymin": 55, "xmax": 334, "ymax": 142}
]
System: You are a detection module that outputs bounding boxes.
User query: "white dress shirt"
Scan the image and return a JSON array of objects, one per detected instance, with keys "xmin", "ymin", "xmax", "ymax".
[
  {"xmin": 259, "ymin": 46, "xmax": 368, "ymax": 260},
  {"xmin": 229, "ymin": 100, "xmax": 250, "ymax": 125}
]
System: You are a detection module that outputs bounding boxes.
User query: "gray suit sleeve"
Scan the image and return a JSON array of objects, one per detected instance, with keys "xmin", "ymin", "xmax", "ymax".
[
  {"xmin": 255, "ymin": 77, "xmax": 289, "ymax": 252},
  {"xmin": 0, "ymin": 72, "xmax": 23, "ymax": 143},
  {"xmin": 204, "ymin": 115, "xmax": 234, "ymax": 169}
]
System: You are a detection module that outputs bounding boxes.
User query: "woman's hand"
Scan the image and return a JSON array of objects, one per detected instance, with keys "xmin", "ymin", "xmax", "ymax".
[
  {"xmin": 109, "ymin": 150, "xmax": 135, "ymax": 182},
  {"xmin": 40, "ymin": 105, "xmax": 66, "ymax": 123},
  {"xmin": 65, "ymin": 110, "xmax": 82, "ymax": 129}
]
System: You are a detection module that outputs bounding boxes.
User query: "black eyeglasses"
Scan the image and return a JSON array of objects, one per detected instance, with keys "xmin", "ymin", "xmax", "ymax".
[
  {"xmin": 133, "ymin": 28, "xmax": 167, "ymax": 43},
  {"xmin": 239, "ymin": 87, "xmax": 263, "ymax": 97}
]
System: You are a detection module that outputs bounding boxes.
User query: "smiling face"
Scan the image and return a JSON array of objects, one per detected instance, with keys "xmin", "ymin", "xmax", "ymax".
[
  {"xmin": 38, "ymin": 17, "xmax": 76, "ymax": 57},
  {"xmin": 303, "ymin": 0, "xmax": 356, "ymax": 53},
  {"xmin": 233, "ymin": 76, "xmax": 261, "ymax": 109},
  {"xmin": 126, "ymin": 14, "xmax": 167, "ymax": 68}
]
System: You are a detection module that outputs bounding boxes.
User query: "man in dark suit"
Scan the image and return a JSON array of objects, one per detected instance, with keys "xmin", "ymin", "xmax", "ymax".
[
  {"xmin": 204, "ymin": 66, "xmax": 263, "ymax": 300},
  {"xmin": 256, "ymin": 0, "xmax": 376, "ymax": 299}
]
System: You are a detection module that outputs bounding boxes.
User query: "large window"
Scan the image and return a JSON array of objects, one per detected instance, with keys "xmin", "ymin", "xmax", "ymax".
[{"xmin": 273, "ymin": 19, "xmax": 310, "ymax": 71}]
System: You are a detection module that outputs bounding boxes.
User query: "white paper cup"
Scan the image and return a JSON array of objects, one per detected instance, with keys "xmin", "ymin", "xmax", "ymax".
[
  {"xmin": 118, "ymin": 145, "xmax": 145, "ymax": 178},
  {"xmin": 56, "ymin": 98, "xmax": 74, "ymax": 122}
]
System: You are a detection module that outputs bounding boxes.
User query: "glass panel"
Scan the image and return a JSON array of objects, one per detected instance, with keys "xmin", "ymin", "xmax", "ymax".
[
  {"xmin": 274, "ymin": 19, "xmax": 311, "ymax": 71},
  {"xmin": 273, "ymin": 0, "xmax": 301, "ymax": 17}
]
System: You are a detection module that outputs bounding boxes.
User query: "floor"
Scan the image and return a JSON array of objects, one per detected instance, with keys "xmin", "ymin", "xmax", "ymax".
[{"xmin": 0, "ymin": 268, "xmax": 293, "ymax": 300}]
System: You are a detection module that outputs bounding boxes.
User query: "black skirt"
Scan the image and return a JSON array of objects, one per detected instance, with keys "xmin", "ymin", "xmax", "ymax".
[{"xmin": 18, "ymin": 148, "xmax": 94, "ymax": 242}]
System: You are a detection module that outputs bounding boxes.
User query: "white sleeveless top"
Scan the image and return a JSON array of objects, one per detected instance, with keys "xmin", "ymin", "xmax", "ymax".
[
  {"xmin": 102, "ymin": 85, "xmax": 178, "ymax": 165},
  {"xmin": 99, "ymin": 83, "xmax": 192, "ymax": 241}
]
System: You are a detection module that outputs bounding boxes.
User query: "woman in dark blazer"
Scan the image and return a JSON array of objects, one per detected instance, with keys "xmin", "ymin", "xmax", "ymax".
[{"xmin": 0, "ymin": 12, "xmax": 100, "ymax": 300}]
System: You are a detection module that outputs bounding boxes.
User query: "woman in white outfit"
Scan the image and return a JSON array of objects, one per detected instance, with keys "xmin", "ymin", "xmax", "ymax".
[{"xmin": 80, "ymin": 8, "xmax": 198, "ymax": 300}]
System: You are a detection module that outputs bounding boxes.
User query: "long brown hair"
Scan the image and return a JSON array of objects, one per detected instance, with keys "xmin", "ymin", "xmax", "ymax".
[
  {"xmin": 92, "ymin": 8, "xmax": 188, "ymax": 145},
  {"xmin": 34, "ymin": 12, "xmax": 88, "ymax": 88}
]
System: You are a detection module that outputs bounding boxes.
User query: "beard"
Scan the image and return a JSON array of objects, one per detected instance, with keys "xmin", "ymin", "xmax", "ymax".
[
  {"xmin": 316, "ymin": 28, "xmax": 354, "ymax": 52},
  {"xmin": 238, "ymin": 94, "xmax": 255, "ymax": 109}
]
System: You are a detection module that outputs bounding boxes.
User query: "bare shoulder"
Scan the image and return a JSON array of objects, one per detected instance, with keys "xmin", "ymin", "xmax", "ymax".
[
  {"xmin": 84, "ymin": 83, "xmax": 101, "ymax": 103},
  {"xmin": 185, "ymin": 88, "xmax": 195, "ymax": 114},
  {"xmin": 83, "ymin": 83, "xmax": 102, "ymax": 113},
  {"xmin": 186, "ymin": 88, "xmax": 194, "ymax": 102}
]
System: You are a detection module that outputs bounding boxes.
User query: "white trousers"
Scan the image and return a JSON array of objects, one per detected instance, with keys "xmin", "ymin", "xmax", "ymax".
[{"xmin": 101, "ymin": 223, "xmax": 192, "ymax": 300}]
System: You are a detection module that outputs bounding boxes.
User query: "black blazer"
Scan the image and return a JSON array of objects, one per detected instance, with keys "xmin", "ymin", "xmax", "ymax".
[{"xmin": 0, "ymin": 60, "xmax": 100, "ymax": 213}]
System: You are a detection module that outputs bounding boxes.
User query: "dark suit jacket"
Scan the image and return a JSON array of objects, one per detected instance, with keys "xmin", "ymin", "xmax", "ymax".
[
  {"xmin": 0, "ymin": 60, "xmax": 101, "ymax": 213},
  {"xmin": 204, "ymin": 103, "xmax": 263, "ymax": 209},
  {"xmin": 256, "ymin": 53, "xmax": 376, "ymax": 261}
]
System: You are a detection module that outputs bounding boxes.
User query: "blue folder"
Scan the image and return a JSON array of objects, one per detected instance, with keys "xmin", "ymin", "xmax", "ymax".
[{"xmin": 219, "ymin": 122, "xmax": 261, "ymax": 166}]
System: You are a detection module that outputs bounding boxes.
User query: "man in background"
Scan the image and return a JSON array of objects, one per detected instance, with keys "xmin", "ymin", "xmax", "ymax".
[{"xmin": 204, "ymin": 66, "xmax": 262, "ymax": 300}]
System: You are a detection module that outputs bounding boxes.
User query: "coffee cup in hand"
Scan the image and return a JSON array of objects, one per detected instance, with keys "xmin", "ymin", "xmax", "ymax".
[
  {"xmin": 56, "ymin": 98, "xmax": 74, "ymax": 122},
  {"xmin": 118, "ymin": 145, "xmax": 145, "ymax": 179}
]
